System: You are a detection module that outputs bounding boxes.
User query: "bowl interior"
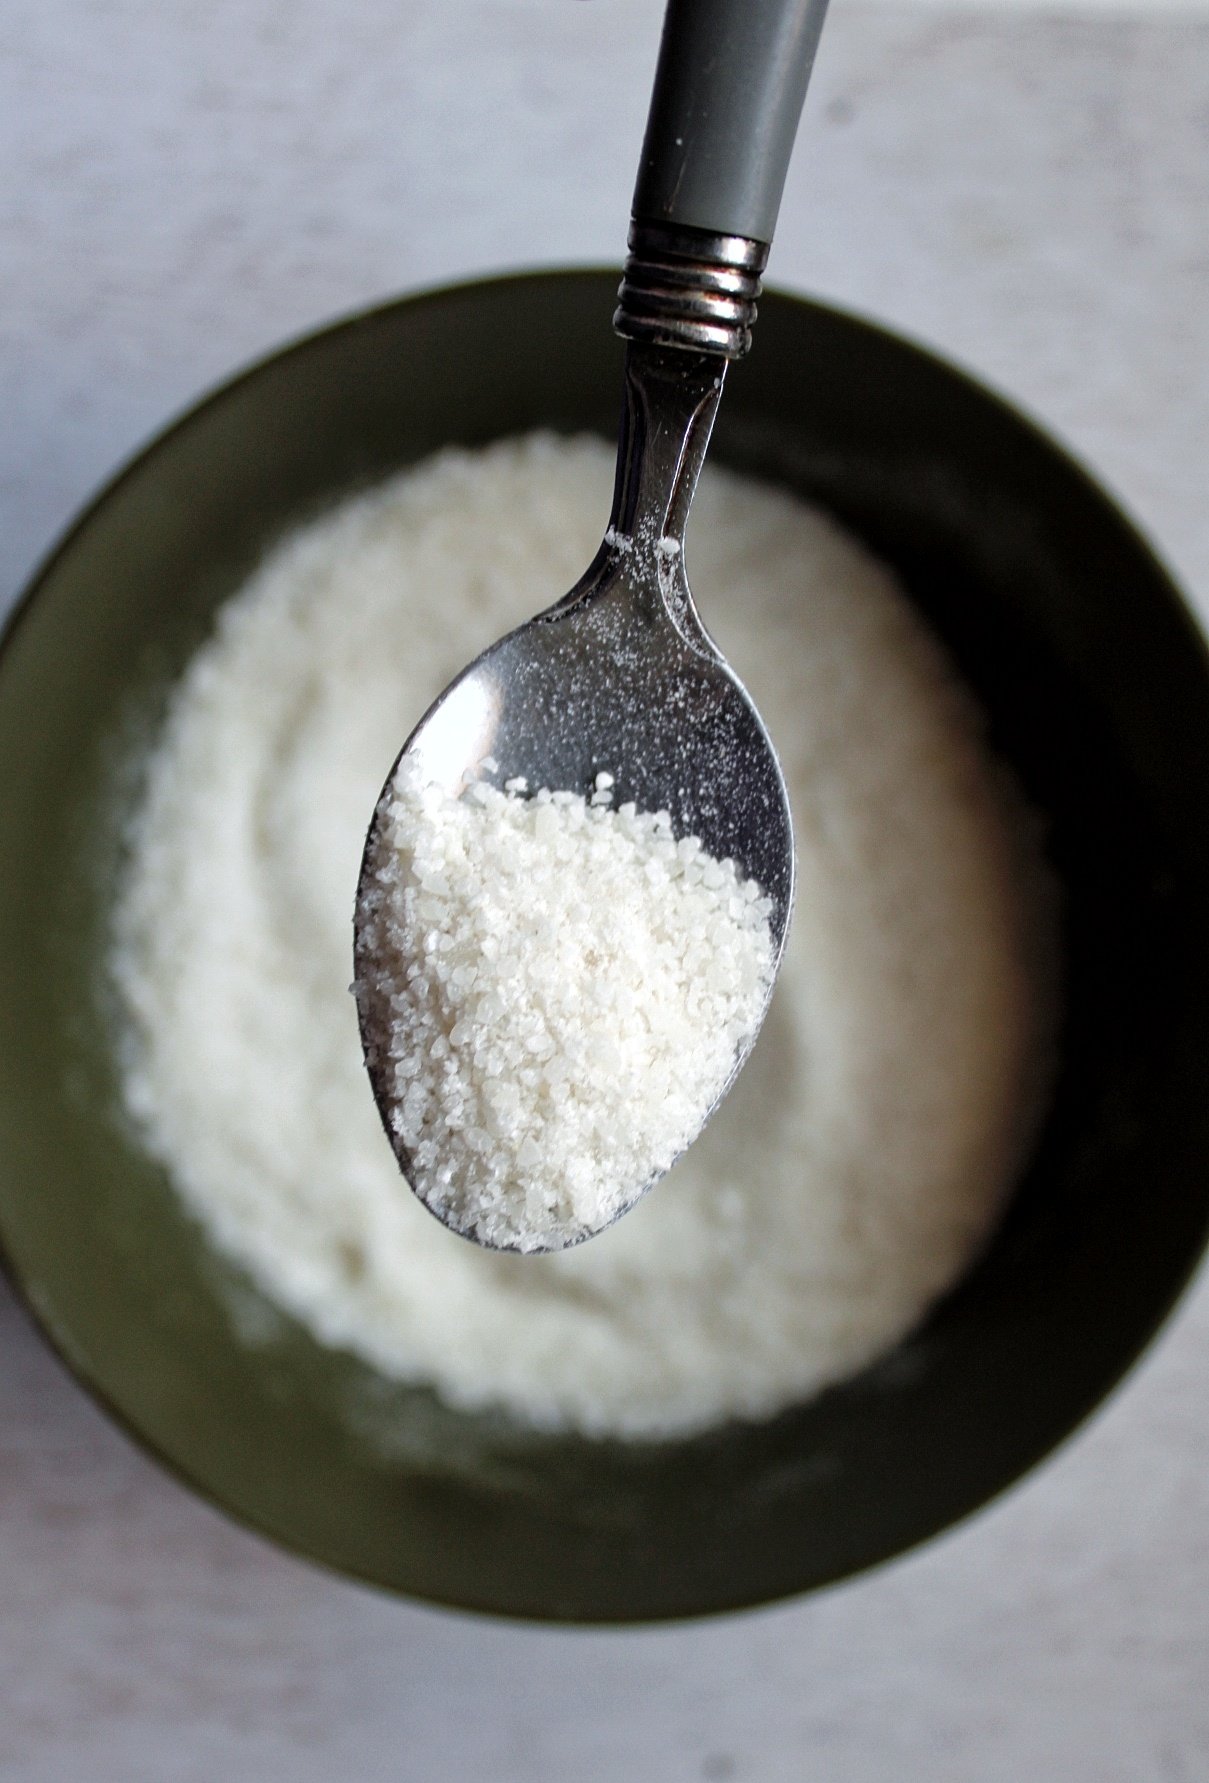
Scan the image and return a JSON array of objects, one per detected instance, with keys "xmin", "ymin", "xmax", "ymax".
[{"xmin": 2, "ymin": 272, "xmax": 1209, "ymax": 1621}]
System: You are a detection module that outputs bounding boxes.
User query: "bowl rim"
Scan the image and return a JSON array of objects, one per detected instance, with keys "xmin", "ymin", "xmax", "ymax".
[{"xmin": 3, "ymin": 267, "xmax": 1209, "ymax": 1623}]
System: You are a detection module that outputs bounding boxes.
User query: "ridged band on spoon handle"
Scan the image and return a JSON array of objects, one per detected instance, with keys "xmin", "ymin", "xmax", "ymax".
[
  {"xmin": 632, "ymin": 0, "xmax": 831, "ymax": 246},
  {"xmin": 615, "ymin": 224, "xmax": 766, "ymax": 360},
  {"xmin": 616, "ymin": 0, "xmax": 830, "ymax": 358}
]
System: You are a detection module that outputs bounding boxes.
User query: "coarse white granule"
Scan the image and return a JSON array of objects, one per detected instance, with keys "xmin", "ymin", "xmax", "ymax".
[
  {"xmin": 111, "ymin": 433, "xmax": 1055, "ymax": 1440},
  {"xmin": 357, "ymin": 761, "xmax": 774, "ymax": 1250}
]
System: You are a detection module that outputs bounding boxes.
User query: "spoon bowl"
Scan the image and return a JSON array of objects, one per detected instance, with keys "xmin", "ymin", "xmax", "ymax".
[{"xmin": 354, "ymin": 343, "xmax": 794, "ymax": 1249}]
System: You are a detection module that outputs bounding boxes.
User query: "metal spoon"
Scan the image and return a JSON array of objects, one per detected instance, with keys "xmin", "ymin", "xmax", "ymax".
[{"xmin": 355, "ymin": 0, "xmax": 831, "ymax": 1249}]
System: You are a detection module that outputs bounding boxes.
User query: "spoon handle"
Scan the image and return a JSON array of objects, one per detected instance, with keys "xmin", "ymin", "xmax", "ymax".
[
  {"xmin": 615, "ymin": 0, "xmax": 830, "ymax": 360},
  {"xmin": 633, "ymin": 0, "xmax": 830, "ymax": 247}
]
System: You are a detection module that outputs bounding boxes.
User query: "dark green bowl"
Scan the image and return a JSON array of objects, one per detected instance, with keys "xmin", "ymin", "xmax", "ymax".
[{"xmin": 3, "ymin": 271, "xmax": 1209, "ymax": 1622}]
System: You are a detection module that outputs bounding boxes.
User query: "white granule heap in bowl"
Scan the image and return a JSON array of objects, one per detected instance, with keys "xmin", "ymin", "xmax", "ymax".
[
  {"xmin": 111, "ymin": 433, "xmax": 1054, "ymax": 1440},
  {"xmin": 358, "ymin": 763, "xmax": 774, "ymax": 1250}
]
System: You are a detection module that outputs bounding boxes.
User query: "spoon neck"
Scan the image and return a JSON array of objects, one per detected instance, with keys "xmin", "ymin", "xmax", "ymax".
[{"xmin": 607, "ymin": 340, "xmax": 728, "ymax": 555}]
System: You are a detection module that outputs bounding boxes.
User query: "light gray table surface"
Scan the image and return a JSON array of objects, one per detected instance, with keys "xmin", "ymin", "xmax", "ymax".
[{"xmin": 3, "ymin": 3, "xmax": 1209, "ymax": 1778}]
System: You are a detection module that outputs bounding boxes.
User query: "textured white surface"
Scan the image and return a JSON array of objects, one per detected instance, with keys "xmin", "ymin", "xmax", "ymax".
[
  {"xmin": 361, "ymin": 757, "xmax": 773, "ymax": 1254},
  {"xmin": 2, "ymin": 1, "xmax": 1209, "ymax": 1778},
  {"xmin": 110, "ymin": 436, "xmax": 1044, "ymax": 1436}
]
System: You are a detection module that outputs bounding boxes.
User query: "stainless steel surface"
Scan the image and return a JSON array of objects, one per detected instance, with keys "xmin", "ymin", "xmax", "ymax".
[
  {"xmin": 355, "ymin": 3, "xmax": 807, "ymax": 1247},
  {"xmin": 614, "ymin": 222, "xmax": 768, "ymax": 357},
  {"xmin": 355, "ymin": 334, "xmax": 794, "ymax": 1249}
]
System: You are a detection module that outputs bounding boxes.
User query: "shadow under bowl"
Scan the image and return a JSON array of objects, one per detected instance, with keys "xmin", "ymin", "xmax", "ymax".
[{"xmin": 2, "ymin": 271, "xmax": 1209, "ymax": 1621}]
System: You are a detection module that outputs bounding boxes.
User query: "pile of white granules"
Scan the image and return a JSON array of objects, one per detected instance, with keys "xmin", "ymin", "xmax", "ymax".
[
  {"xmin": 357, "ymin": 762, "xmax": 773, "ymax": 1250},
  {"xmin": 111, "ymin": 433, "xmax": 1054, "ymax": 1440}
]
